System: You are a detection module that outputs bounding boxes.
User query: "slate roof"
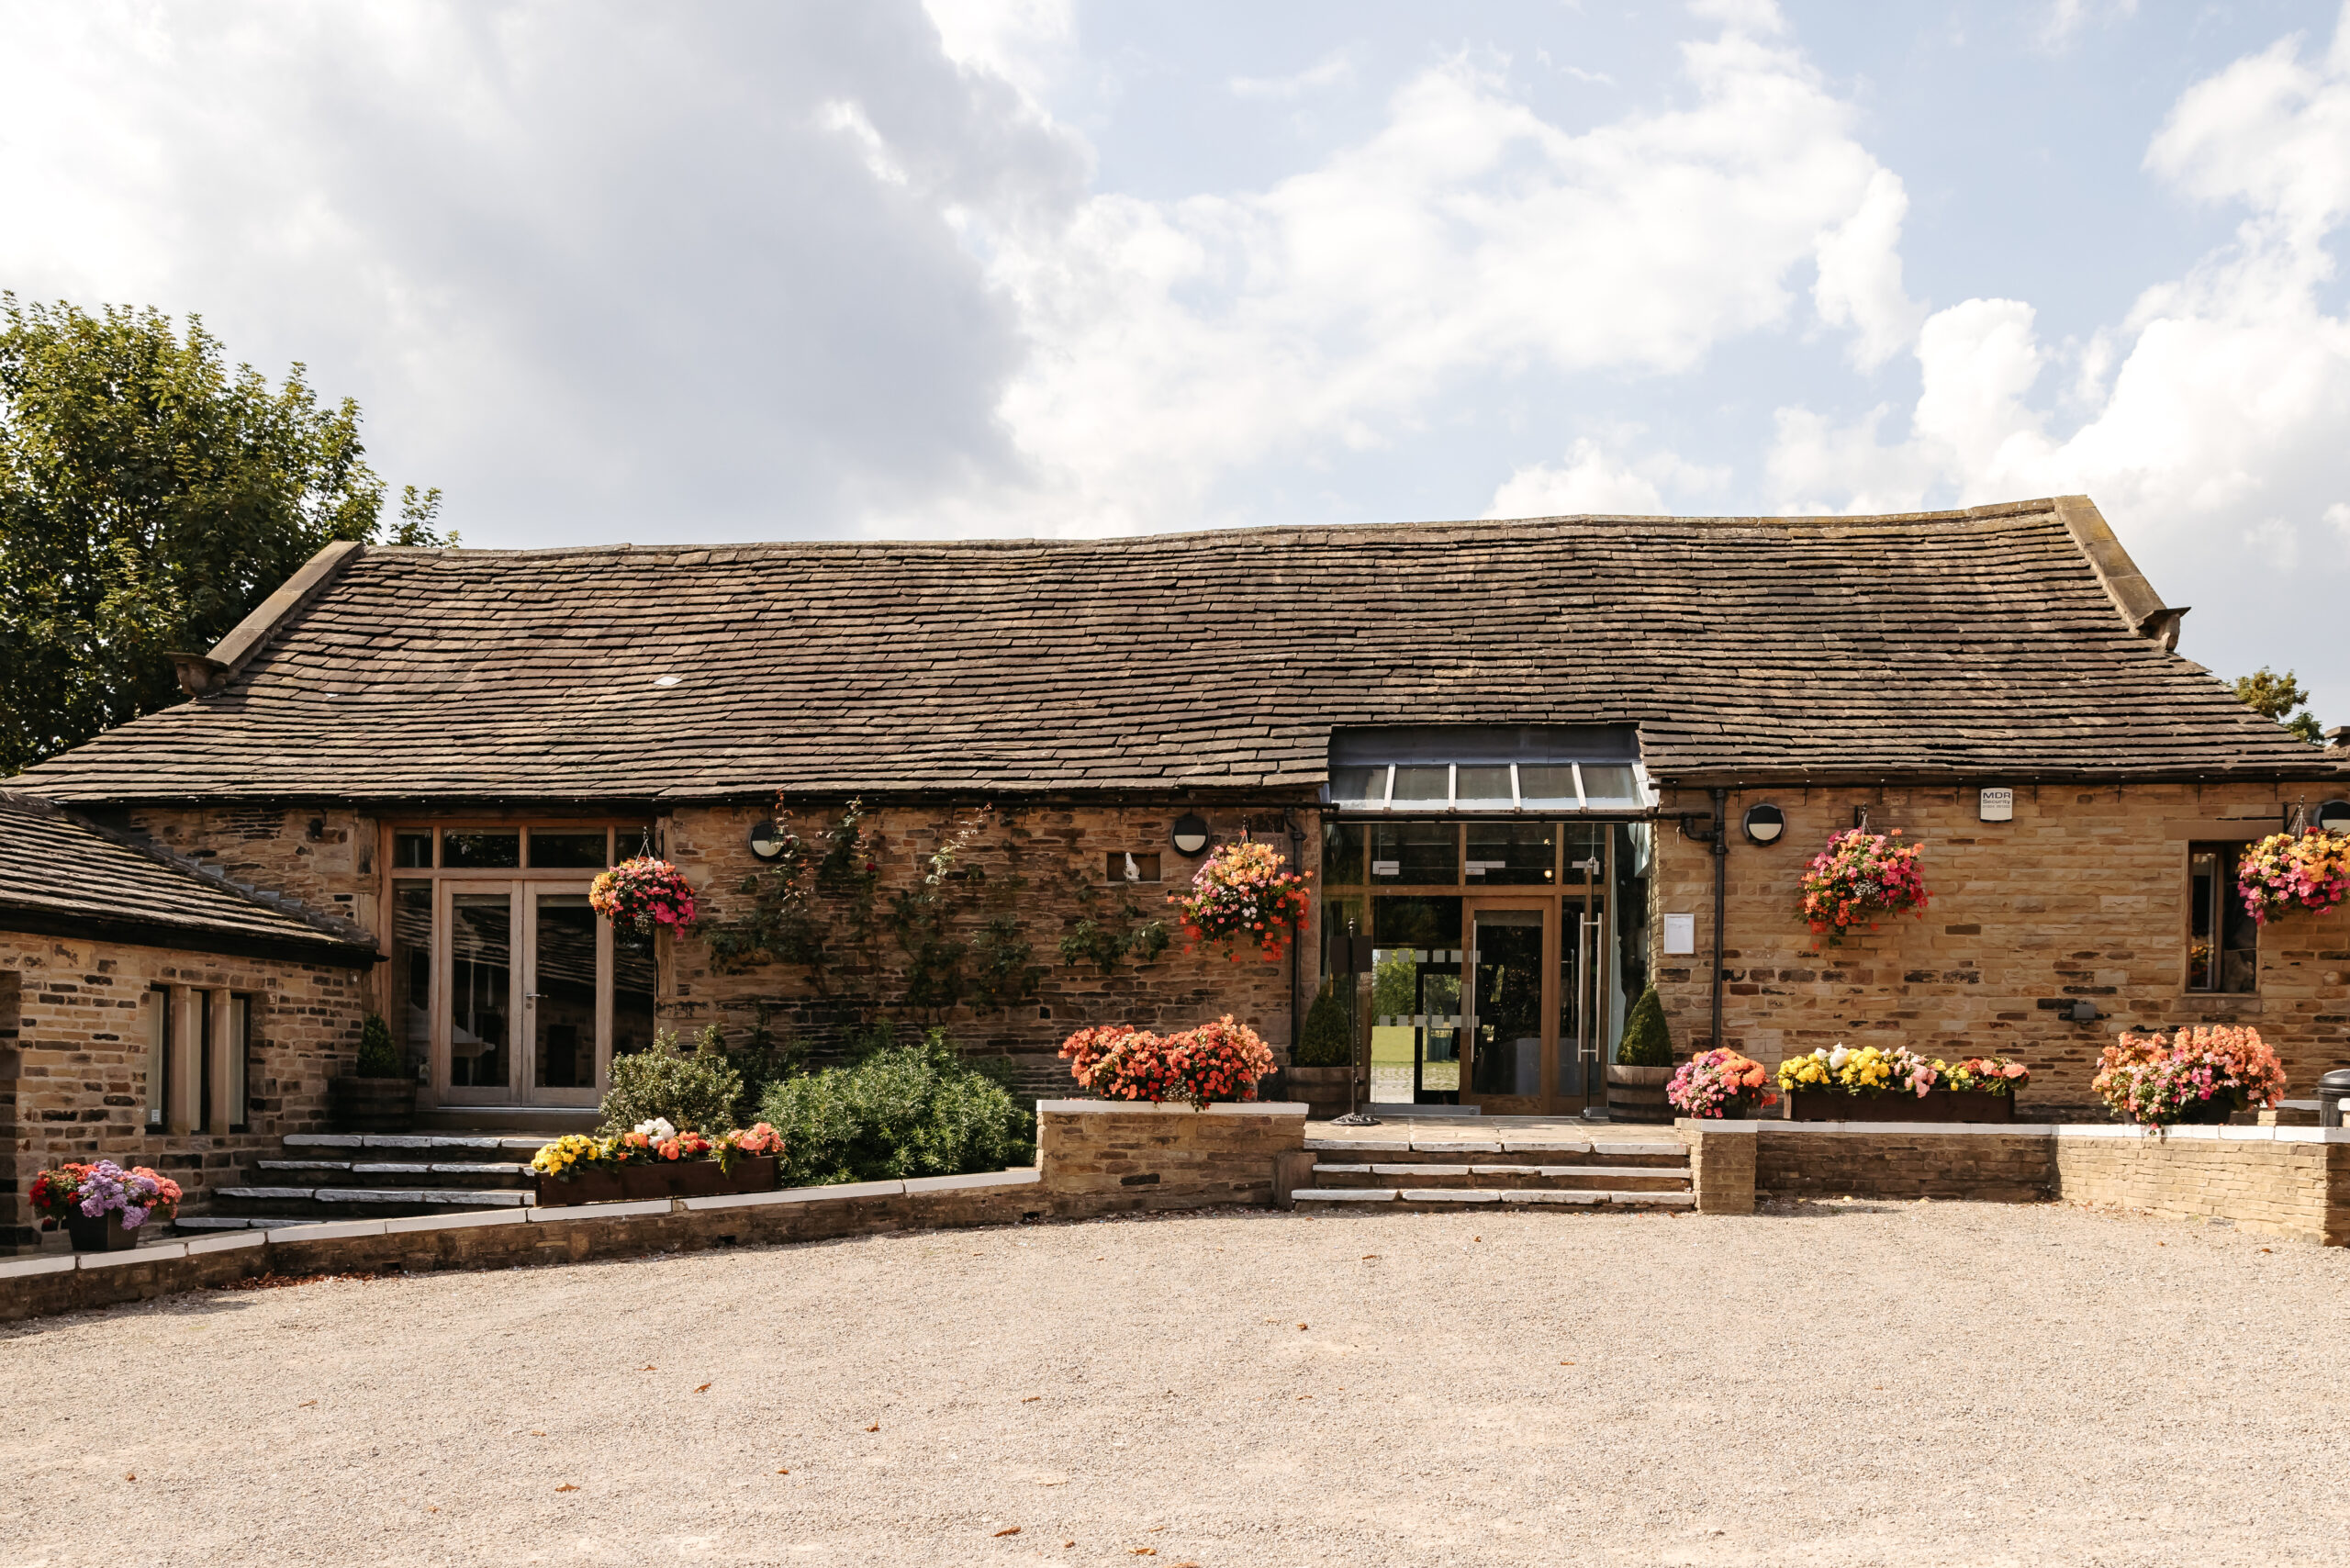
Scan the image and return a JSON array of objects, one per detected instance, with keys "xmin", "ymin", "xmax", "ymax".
[
  {"xmin": 8, "ymin": 497, "xmax": 2335, "ymax": 804},
  {"xmin": 0, "ymin": 791, "xmax": 378, "ymax": 964}
]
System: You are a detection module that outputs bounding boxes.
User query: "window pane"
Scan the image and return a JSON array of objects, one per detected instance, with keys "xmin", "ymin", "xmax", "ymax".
[
  {"xmin": 529, "ymin": 830, "xmax": 609, "ymax": 868},
  {"xmin": 147, "ymin": 989, "xmax": 170, "ymax": 1128},
  {"xmin": 1371, "ymin": 822, "xmax": 1458, "ymax": 884},
  {"xmin": 1371, "ymin": 896, "xmax": 1465, "ymax": 1105},
  {"xmin": 392, "ymin": 832, "xmax": 434, "ymax": 868},
  {"xmin": 450, "ymin": 892, "xmax": 512, "ymax": 1088},
  {"xmin": 1518, "ymin": 765, "xmax": 1581, "ymax": 809},
  {"xmin": 2218, "ymin": 845, "xmax": 2259, "ymax": 993},
  {"xmin": 1392, "ymin": 766, "xmax": 1450, "ymax": 803},
  {"xmin": 532, "ymin": 893, "xmax": 599, "ymax": 1091},
  {"xmin": 1328, "ymin": 767, "xmax": 1384, "ymax": 807},
  {"xmin": 1455, "ymin": 766, "xmax": 1514, "ymax": 808},
  {"xmin": 227, "ymin": 995, "xmax": 250, "ymax": 1130},
  {"xmin": 443, "ymin": 831, "xmax": 520, "ymax": 869},
  {"xmin": 392, "ymin": 881, "xmax": 433, "ymax": 1073},
  {"xmin": 613, "ymin": 923, "xmax": 656, "ymax": 1059},
  {"xmin": 1579, "ymin": 765, "xmax": 1641, "ymax": 805},
  {"xmin": 1322, "ymin": 821, "xmax": 1367, "ymax": 885},
  {"xmin": 1465, "ymin": 821, "xmax": 1555, "ymax": 884},
  {"xmin": 2188, "ymin": 850, "xmax": 2216, "ymax": 991}
]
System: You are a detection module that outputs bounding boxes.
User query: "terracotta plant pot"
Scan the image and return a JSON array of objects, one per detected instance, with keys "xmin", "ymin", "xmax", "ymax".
[
  {"xmin": 64, "ymin": 1210, "xmax": 141, "ymax": 1252},
  {"xmin": 536, "ymin": 1155, "xmax": 780, "ymax": 1209},
  {"xmin": 1781, "ymin": 1088, "xmax": 2018, "ymax": 1124},
  {"xmin": 330, "ymin": 1076, "xmax": 419, "ymax": 1135},
  {"xmin": 1606, "ymin": 1064, "xmax": 1675, "ymax": 1124}
]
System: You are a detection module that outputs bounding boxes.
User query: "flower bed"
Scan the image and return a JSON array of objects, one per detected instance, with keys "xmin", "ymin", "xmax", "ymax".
[
  {"xmin": 1168, "ymin": 839, "xmax": 1312, "ymax": 960},
  {"xmin": 531, "ymin": 1119, "xmax": 784, "ymax": 1207},
  {"xmin": 2091, "ymin": 1026, "xmax": 2285, "ymax": 1127},
  {"xmin": 1059, "ymin": 1015, "xmax": 1277, "ymax": 1109},
  {"xmin": 30, "ymin": 1160, "xmax": 184, "ymax": 1250},
  {"xmin": 1667, "ymin": 1049, "xmax": 1776, "ymax": 1118},
  {"xmin": 1774, "ymin": 1046, "xmax": 2028, "ymax": 1122},
  {"xmin": 589, "ymin": 856, "xmax": 698, "ymax": 935},
  {"xmin": 1799, "ymin": 828, "xmax": 1929, "ymax": 944},
  {"xmin": 2237, "ymin": 830, "xmax": 2350, "ymax": 924}
]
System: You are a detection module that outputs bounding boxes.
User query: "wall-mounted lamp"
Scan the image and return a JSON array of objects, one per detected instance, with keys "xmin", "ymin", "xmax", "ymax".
[
  {"xmin": 2319, "ymin": 799, "xmax": 2350, "ymax": 835},
  {"xmin": 1170, "ymin": 812, "xmax": 1210, "ymax": 857},
  {"xmin": 1742, "ymin": 802, "xmax": 1785, "ymax": 846},
  {"xmin": 747, "ymin": 820, "xmax": 788, "ymax": 861}
]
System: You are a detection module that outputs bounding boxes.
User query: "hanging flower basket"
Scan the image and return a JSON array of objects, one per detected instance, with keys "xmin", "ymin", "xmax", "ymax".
[
  {"xmin": 1798, "ymin": 827, "xmax": 1929, "ymax": 944},
  {"xmin": 590, "ymin": 856, "xmax": 698, "ymax": 935},
  {"xmin": 1167, "ymin": 838, "xmax": 1313, "ymax": 961},
  {"xmin": 2236, "ymin": 830, "xmax": 2350, "ymax": 924}
]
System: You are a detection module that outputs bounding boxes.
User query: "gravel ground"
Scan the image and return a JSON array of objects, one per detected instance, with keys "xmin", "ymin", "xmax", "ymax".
[{"xmin": 6, "ymin": 1200, "xmax": 2350, "ymax": 1568}]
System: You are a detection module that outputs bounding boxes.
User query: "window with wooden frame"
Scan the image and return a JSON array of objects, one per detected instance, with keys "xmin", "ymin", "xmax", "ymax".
[{"xmin": 2188, "ymin": 843, "xmax": 2258, "ymax": 993}]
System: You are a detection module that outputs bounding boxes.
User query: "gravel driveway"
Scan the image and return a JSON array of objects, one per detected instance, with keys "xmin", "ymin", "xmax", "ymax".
[{"xmin": 5, "ymin": 1199, "xmax": 2348, "ymax": 1568}]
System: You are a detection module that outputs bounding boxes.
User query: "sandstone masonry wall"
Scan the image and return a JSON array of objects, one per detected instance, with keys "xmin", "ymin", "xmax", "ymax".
[
  {"xmin": 1650, "ymin": 782, "xmax": 2350, "ymax": 1109},
  {"xmin": 0, "ymin": 932, "xmax": 364, "ymax": 1244}
]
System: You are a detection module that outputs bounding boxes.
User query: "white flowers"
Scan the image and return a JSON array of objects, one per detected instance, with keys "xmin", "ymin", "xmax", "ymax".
[
  {"xmin": 632, "ymin": 1117, "xmax": 677, "ymax": 1141},
  {"xmin": 1828, "ymin": 1045, "xmax": 1849, "ymax": 1070}
]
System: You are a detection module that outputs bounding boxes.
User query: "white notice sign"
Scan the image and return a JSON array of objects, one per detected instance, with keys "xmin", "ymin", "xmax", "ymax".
[
  {"xmin": 1663, "ymin": 913, "xmax": 1696, "ymax": 956},
  {"xmin": 1979, "ymin": 787, "xmax": 2014, "ymax": 823},
  {"xmin": 1371, "ymin": 859, "xmax": 1401, "ymax": 878}
]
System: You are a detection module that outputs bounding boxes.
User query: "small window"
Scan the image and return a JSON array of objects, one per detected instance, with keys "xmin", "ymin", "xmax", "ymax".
[
  {"xmin": 1454, "ymin": 766, "xmax": 1515, "ymax": 809},
  {"xmin": 1105, "ymin": 851, "xmax": 1161, "ymax": 883},
  {"xmin": 442, "ymin": 830, "xmax": 521, "ymax": 869},
  {"xmin": 1372, "ymin": 822, "xmax": 1459, "ymax": 884},
  {"xmin": 1516, "ymin": 765, "xmax": 1581, "ymax": 810},
  {"xmin": 392, "ymin": 831, "xmax": 434, "ymax": 868},
  {"xmin": 1328, "ymin": 767, "xmax": 1386, "ymax": 808},
  {"xmin": 1323, "ymin": 821, "xmax": 1368, "ymax": 885},
  {"xmin": 1466, "ymin": 822, "xmax": 1554, "ymax": 884},
  {"xmin": 146, "ymin": 987, "xmax": 172, "ymax": 1129},
  {"xmin": 1578, "ymin": 764, "xmax": 1642, "ymax": 806},
  {"xmin": 1391, "ymin": 766, "xmax": 1450, "ymax": 804},
  {"xmin": 529, "ymin": 830, "xmax": 610, "ymax": 868},
  {"xmin": 225, "ymin": 994, "xmax": 252, "ymax": 1133},
  {"xmin": 2188, "ymin": 844, "xmax": 2258, "ymax": 993}
]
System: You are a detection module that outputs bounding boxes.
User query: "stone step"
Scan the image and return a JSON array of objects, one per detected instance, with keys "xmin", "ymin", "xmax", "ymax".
[
  {"xmin": 284, "ymin": 1132, "xmax": 548, "ymax": 1157},
  {"xmin": 1310, "ymin": 1162, "xmax": 1691, "ymax": 1192},
  {"xmin": 210, "ymin": 1186, "xmax": 534, "ymax": 1219},
  {"xmin": 1304, "ymin": 1137, "xmax": 1686, "ymax": 1168},
  {"xmin": 171, "ymin": 1215, "xmax": 318, "ymax": 1232},
  {"xmin": 256, "ymin": 1158, "xmax": 532, "ymax": 1186},
  {"xmin": 1293, "ymin": 1186, "xmax": 1697, "ymax": 1209}
]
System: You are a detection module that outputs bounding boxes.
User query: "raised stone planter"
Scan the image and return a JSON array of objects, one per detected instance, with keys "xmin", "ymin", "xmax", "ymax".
[
  {"xmin": 1781, "ymin": 1089, "xmax": 2016, "ymax": 1123},
  {"xmin": 1035, "ymin": 1100, "xmax": 1310, "ymax": 1211}
]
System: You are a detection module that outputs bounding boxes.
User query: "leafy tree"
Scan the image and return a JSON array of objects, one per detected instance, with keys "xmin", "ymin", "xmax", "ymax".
[
  {"xmin": 0, "ymin": 294, "xmax": 448, "ymax": 773},
  {"xmin": 2232, "ymin": 667, "xmax": 2322, "ymax": 745}
]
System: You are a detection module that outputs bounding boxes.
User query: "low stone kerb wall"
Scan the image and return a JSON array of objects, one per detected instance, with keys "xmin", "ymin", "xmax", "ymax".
[
  {"xmin": 0, "ymin": 1103, "xmax": 1310, "ymax": 1324},
  {"xmin": 1678, "ymin": 1119, "xmax": 2350, "ymax": 1246}
]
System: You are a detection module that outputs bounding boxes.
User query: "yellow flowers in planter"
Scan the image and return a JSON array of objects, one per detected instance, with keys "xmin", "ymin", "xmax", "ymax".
[
  {"xmin": 530, "ymin": 1134, "xmax": 602, "ymax": 1178},
  {"xmin": 1777, "ymin": 1044, "xmax": 1898, "ymax": 1093}
]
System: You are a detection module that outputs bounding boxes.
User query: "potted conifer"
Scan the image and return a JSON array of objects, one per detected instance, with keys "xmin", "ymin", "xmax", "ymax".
[
  {"xmin": 330, "ymin": 1013, "xmax": 418, "ymax": 1133},
  {"xmin": 1605, "ymin": 986, "xmax": 1675, "ymax": 1123},
  {"xmin": 1285, "ymin": 981, "xmax": 1358, "ymax": 1116}
]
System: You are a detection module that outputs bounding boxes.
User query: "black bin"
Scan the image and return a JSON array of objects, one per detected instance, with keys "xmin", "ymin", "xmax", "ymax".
[{"xmin": 2318, "ymin": 1069, "xmax": 2350, "ymax": 1128}]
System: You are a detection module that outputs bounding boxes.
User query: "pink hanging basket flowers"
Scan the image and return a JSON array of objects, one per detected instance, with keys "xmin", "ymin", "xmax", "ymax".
[
  {"xmin": 1798, "ymin": 826, "xmax": 1929, "ymax": 946},
  {"xmin": 590, "ymin": 856, "xmax": 698, "ymax": 935},
  {"xmin": 2236, "ymin": 829, "xmax": 2350, "ymax": 924},
  {"xmin": 1168, "ymin": 837, "xmax": 1314, "ymax": 962}
]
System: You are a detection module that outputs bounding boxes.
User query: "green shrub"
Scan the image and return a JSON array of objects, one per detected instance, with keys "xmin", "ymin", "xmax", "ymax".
[
  {"xmin": 599, "ymin": 1025, "xmax": 744, "ymax": 1135},
  {"xmin": 1615, "ymin": 986, "xmax": 1673, "ymax": 1068},
  {"xmin": 1293, "ymin": 982, "xmax": 1354, "ymax": 1067},
  {"xmin": 356, "ymin": 1014, "xmax": 401, "ymax": 1079},
  {"xmin": 757, "ymin": 1029, "xmax": 1035, "ymax": 1186}
]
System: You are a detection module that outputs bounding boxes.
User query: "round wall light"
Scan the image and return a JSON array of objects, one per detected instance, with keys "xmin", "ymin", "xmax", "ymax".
[
  {"xmin": 747, "ymin": 820, "xmax": 789, "ymax": 861},
  {"xmin": 2319, "ymin": 800, "xmax": 2350, "ymax": 835},
  {"xmin": 1742, "ymin": 802, "xmax": 1785, "ymax": 846},
  {"xmin": 1170, "ymin": 812, "xmax": 1211, "ymax": 857}
]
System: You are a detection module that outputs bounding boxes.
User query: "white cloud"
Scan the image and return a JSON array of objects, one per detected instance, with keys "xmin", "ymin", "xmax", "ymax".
[
  {"xmin": 1487, "ymin": 436, "xmax": 1728, "ymax": 518},
  {"xmin": 922, "ymin": 0, "xmax": 1075, "ymax": 103},
  {"xmin": 1765, "ymin": 3, "xmax": 2350, "ymax": 588},
  {"xmin": 2038, "ymin": 0, "xmax": 2140, "ymax": 52},
  {"xmin": 926, "ymin": 14, "xmax": 1919, "ymax": 534},
  {"xmin": 1231, "ymin": 50, "xmax": 1357, "ymax": 101}
]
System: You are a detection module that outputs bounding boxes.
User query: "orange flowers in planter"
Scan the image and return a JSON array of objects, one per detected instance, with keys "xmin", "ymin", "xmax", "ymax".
[{"xmin": 1059, "ymin": 1016, "xmax": 1278, "ymax": 1109}]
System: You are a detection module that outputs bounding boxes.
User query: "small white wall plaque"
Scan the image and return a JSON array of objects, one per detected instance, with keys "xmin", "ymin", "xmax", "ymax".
[
  {"xmin": 1979, "ymin": 787, "xmax": 2014, "ymax": 823},
  {"xmin": 1663, "ymin": 913, "xmax": 1696, "ymax": 956},
  {"xmin": 1371, "ymin": 859, "xmax": 1401, "ymax": 878}
]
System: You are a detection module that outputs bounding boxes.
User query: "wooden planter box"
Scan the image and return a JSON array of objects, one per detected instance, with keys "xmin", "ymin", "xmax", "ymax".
[
  {"xmin": 535, "ymin": 1155, "xmax": 779, "ymax": 1208},
  {"xmin": 1284, "ymin": 1066, "xmax": 1355, "ymax": 1117},
  {"xmin": 1606, "ymin": 1064, "xmax": 1674, "ymax": 1124},
  {"xmin": 330, "ymin": 1076, "xmax": 418, "ymax": 1135},
  {"xmin": 1781, "ymin": 1088, "xmax": 2018, "ymax": 1124}
]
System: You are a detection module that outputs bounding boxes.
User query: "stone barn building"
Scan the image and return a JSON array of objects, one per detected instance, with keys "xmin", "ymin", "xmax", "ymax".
[{"xmin": 5, "ymin": 494, "xmax": 2346, "ymax": 1238}]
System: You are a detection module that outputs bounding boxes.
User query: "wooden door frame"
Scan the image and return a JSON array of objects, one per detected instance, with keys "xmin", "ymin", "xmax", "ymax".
[{"xmin": 1459, "ymin": 895, "xmax": 1556, "ymax": 1115}]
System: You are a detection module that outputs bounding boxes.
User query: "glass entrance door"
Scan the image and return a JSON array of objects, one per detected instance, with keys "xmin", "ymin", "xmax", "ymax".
[
  {"xmin": 523, "ymin": 886, "xmax": 603, "ymax": 1106},
  {"xmin": 1461, "ymin": 902, "xmax": 1552, "ymax": 1114},
  {"xmin": 435, "ymin": 880, "xmax": 610, "ymax": 1106}
]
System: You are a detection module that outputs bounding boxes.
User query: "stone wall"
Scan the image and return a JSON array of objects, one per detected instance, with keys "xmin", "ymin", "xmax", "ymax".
[
  {"xmin": 1649, "ymin": 782, "xmax": 2350, "ymax": 1110},
  {"xmin": 0, "ymin": 1103, "xmax": 1313, "ymax": 1322},
  {"xmin": 129, "ymin": 804, "xmax": 380, "ymax": 938},
  {"xmin": 2053, "ymin": 1126, "xmax": 2350, "ymax": 1246},
  {"xmin": 0, "ymin": 932, "xmax": 365, "ymax": 1245},
  {"xmin": 1751, "ymin": 1125, "xmax": 2056, "ymax": 1202}
]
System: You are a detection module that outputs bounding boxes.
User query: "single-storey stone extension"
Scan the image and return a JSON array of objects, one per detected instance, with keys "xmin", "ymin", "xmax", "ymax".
[
  {"xmin": 6, "ymin": 494, "xmax": 2346, "ymax": 1232},
  {"xmin": 0, "ymin": 790, "xmax": 378, "ymax": 1246}
]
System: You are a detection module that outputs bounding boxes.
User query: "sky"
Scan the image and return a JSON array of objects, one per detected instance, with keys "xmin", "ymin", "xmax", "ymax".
[{"xmin": 2, "ymin": 1, "xmax": 2348, "ymax": 717}]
